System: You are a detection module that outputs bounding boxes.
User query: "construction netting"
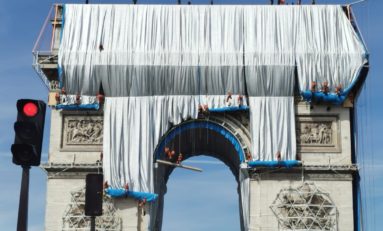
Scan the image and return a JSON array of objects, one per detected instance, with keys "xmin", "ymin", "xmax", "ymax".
[{"xmin": 57, "ymin": 4, "xmax": 367, "ymax": 230}]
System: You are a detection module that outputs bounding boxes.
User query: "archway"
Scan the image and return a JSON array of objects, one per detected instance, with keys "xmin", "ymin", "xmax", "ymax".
[
  {"xmin": 151, "ymin": 114, "xmax": 251, "ymax": 231},
  {"xmin": 162, "ymin": 155, "xmax": 240, "ymax": 231}
]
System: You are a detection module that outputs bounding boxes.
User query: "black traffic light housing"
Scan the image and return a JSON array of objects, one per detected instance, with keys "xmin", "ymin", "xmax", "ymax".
[
  {"xmin": 11, "ymin": 99, "xmax": 46, "ymax": 166},
  {"xmin": 85, "ymin": 174, "xmax": 104, "ymax": 216}
]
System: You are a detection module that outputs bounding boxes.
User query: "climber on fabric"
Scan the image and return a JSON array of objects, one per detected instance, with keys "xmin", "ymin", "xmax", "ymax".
[
  {"xmin": 276, "ymin": 151, "xmax": 282, "ymax": 161},
  {"xmin": 335, "ymin": 84, "xmax": 343, "ymax": 95},
  {"xmin": 310, "ymin": 81, "xmax": 317, "ymax": 92},
  {"xmin": 321, "ymin": 81, "xmax": 330, "ymax": 94},
  {"xmin": 238, "ymin": 95, "xmax": 244, "ymax": 106},
  {"xmin": 246, "ymin": 151, "xmax": 252, "ymax": 161},
  {"xmin": 226, "ymin": 91, "xmax": 233, "ymax": 107},
  {"xmin": 176, "ymin": 153, "xmax": 183, "ymax": 165}
]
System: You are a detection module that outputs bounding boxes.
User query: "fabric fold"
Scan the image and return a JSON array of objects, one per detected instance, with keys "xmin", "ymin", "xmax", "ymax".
[{"xmin": 58, "ymin": 5, "xmax": 368, "ymax": 230}]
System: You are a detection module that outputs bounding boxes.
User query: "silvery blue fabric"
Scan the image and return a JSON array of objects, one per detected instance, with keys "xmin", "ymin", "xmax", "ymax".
[{"xmin": 58, "ymin": 5, "xmax": 367, "ymax": 230}]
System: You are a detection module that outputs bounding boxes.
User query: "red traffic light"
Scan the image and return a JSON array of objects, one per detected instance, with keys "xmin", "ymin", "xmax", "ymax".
[
  {"xmin": 12, "ymin": 99, "xmax": 46, "ymax": 167},
  {"xmin": 23, "ymin": 102, "xmax": 38, "ymax": 117}
]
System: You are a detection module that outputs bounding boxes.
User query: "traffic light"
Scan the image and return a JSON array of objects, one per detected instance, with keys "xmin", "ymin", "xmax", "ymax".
[
  {"xmin": 85, "ymin": 174, "xmax": 103, "ymax": 216},
  {"xmin": 11, "ymin": 99, "xmax": 46, "ymax": 166}
]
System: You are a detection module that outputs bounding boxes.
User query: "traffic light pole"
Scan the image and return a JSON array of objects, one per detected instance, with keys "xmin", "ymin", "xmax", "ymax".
[
  {"xmin": 11, "ymin": 99, "xmax": 46, "ymax": 231},
  {"xmin": 90, "ymin": 216, "xmax": 95, "ymax": 231},
  {"xmin": 17, "ymin": 166, "xmax": 30, "ymax": 231}
]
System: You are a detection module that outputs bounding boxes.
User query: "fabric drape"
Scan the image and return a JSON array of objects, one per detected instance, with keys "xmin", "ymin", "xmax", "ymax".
[{"xmin": 58, "ymin": 5, "xmax": 368, "ymax": 230}]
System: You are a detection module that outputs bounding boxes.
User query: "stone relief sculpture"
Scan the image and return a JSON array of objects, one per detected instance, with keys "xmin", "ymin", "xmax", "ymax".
[
  {"xmin": 298, "ymin": 122, "xmax": 333, "ymax": 145},
  {"xmin": 62, "ymin": 115, "xmax": 103, "ymax": 150},
  {"xmin": 66, "ymin": 120, "xmax": 103, "ymax": 144},
  {"xmin": 296, "ymin": 116, "xmax": 340, "ymax": 153}
]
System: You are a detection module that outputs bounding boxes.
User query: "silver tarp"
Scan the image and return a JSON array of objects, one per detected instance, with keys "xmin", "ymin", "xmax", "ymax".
[{"xmin": 58, "ymin": 4, "xmax": 367, "ymax": 230}]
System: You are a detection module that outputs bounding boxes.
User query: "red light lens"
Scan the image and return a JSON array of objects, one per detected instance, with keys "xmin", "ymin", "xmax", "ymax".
[{"xmin": 23, "ymin": 102, "xmax": 38, "ymax": 117}]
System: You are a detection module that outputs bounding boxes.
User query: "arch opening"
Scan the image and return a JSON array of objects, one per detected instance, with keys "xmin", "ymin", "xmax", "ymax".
[
  {"xmin": 151, "ymin": 119, "xmax": 249, "ymax": 231},
  {"xmin": 162, "ymin": 156, "xmax": 240, "ymax": 231}
]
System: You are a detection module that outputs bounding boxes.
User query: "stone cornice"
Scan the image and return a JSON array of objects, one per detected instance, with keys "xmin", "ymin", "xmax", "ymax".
[{"xmin": 40, "ymin": 162, "xmax": 103, "ymax": 178}]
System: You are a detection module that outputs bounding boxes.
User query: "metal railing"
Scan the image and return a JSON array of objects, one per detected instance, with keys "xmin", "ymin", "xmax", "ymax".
[{"xmin": 32, "ymin": 4, "xmax": 62, "ymax": 90}]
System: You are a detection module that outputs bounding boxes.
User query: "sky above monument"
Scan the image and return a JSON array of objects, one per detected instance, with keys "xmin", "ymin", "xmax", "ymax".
[{"xmin": 0, "ymin": 0, "xmax": 381, "ymax": 230}]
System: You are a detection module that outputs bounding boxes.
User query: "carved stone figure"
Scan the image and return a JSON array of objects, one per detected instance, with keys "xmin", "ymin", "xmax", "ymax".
[
  {"xmin": 63, "ymin": 116, "xmax": 103, "ymax": 146},
  {"xmin": 298, "ymin": 122, "xmax": 332, "ymax": 145}
]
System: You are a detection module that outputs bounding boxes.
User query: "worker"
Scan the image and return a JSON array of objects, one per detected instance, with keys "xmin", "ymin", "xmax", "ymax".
[
  {"xmin": 138, "ymin": 198, "xmax": 147, "ymax": 215},
  {"xmin": 321, "ymin": 81, "xmax": 329, "ymax": 94},
  {"xmin": 60, "ymin": 88, "xmax": 67, "ymax": 104},
  {"xmin": 198, "ymin": 104, "xmax": 209, "ymax": 113},
  {"xmin": 75, "ymin": 93, "xmax": 81, "ymax": 104},
  {"xmin": 55, "ymin": 92, "xmax": 60, "ymax": 104},
  {"xmin": 246, "ymin": 151, "xmax": 252, "ymax": 161},
  {"xmin": 335, "ymin": 84, "xmax": 343, "ymax": 95},
  {"xmin": 164, "ymin": 147, "xmax": 170, "ymax": 157},
  {"xmin": 124, "ymin": 183, "xmax": 129, "ymax": 192},
  {"xmin": 226, "ymin": 91, "xmax": 233, "ymax": 107},
  {"xmin": 238, "ymin": 95, "xmax": 244, "ymax": 106},
  {"xmin": 96, "ymin": 92, "xmax": 104, "ymax": 104},
  {"xmin": 50, "ymin": 80, "xmax": 59, "ymax": 90},
  {"xmin": 170, "ymin": 150, "xmax": 175, "ymax": 160},
  {"xmin": 310, "ymin": 81, "xmax": 317, "ymax": 92},
  {"xmin": 103, "ymin": 181, "xmax": 109, "ymax": 190},
  {"xmin": 138, "ymin": 198, "xmax": 147, "ymax": 207},
  {"xmin": 176, "ymin": 153, "xmax": 183, "ymax": 165},
  {"xmin": 165, "ymin": 147, "xmax": 175, "ymax": 160},
  {"xmin": 276, "ymin": 151, "xmax": 282, "ymax": 161},
  {"xmin": 278, "ymin": 0, "xmax": 285, "ymax": 4}
]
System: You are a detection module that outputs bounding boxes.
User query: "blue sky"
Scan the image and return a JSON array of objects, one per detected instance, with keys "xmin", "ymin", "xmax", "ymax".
[{"xmin": 0, "ymin": 0, "xmax": 381, "ymax": 230}]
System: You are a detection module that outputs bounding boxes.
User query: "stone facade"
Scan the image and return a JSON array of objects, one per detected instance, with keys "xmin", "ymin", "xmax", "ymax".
[
  {"xmin": 40, "ymin": 6, "xmax": 358, "ymax": 231},
  {"xmin": 62, "ymin": 114, "xmax": 103, "ymax": 151},
  {"xmin": 43, "ymin": 101, "xmax": 356, "ymax": 231},
  {"xmin": 45, "ymin": 177, "xmax": 143, "ymax": 231},
  {"xmin": 250, "ymin": 174, "xmax": 354, "ymax": 231},
  {"xmin": 295, "ymin": 103, "xmax": 352, "ymax": 166}
]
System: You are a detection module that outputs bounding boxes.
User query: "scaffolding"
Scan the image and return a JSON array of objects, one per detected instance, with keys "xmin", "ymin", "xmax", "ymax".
[
  {"xmin": 270, "ymin": 182, "xmax": 338, "ymax": 231},
  {"xmin": 32, "ymin": 4, "xmax": 62, "ymax": 90},
  {"xmin": 62, "ymin": 187, "xmax": 122, "ymax": 231}
]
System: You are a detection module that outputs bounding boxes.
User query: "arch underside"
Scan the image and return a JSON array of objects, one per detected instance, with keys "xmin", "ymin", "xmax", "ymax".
[{"xmin": 151, "ymin": 117, "xmax": 250, "ymax": 231}]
